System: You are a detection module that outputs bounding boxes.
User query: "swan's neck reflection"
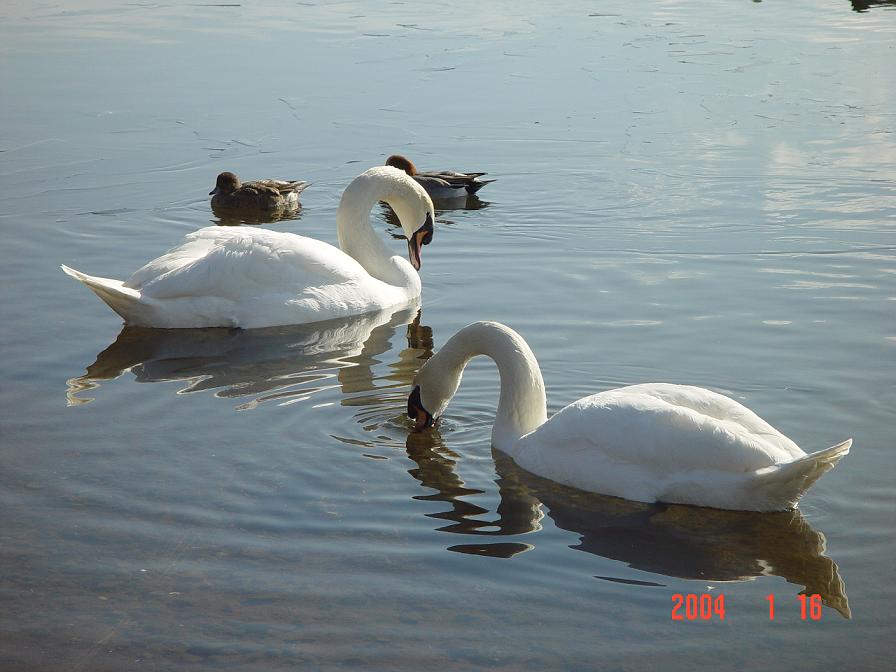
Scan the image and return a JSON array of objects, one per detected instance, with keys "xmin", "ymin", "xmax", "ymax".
[{"xmin": 405, "ymin": 431, "xmax": 543, "ymax": 559}]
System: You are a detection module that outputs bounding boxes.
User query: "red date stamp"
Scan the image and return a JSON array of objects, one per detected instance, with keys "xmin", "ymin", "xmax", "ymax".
[
  {"xmin": 671, "ymin": 593, "xmax": 726, "ymax": 620},
  {"xmin": 672, "ymin": 593, "xmax": 824, "ymax": 621}
]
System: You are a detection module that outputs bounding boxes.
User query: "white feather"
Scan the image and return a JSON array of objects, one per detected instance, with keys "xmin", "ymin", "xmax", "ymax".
[
  {"xmin": 62, "ymin": 167, "xmax": 435, "ymax": 329},
  {"xmin": 413, "ymin": 322, "xmax": 851, "ymax": 512}
]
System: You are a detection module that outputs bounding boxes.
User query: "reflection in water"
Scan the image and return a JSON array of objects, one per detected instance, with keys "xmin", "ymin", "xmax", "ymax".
[
  {"xmin": 381, "ymin": 195, "xmax": 490, "ymax": 238},
  {"xmin": 849, "ymin": 0, "xmax": 896, "ymax": 11},
  {"xmin": 398, "ymin": 430, "xmax": 851, "ymax": 618},
  {"xmin": 68, "ymin": 305, "xmax": 851, "ymax": 619},
  {"xmin": 330, "ymin": 316, "xmax": 434, "ymax": 448},
  {"xmin": 405, "ymin": 431, "xmax": 541, "ymax": 558},
  {"xmin": 432, "ymin": 193, "xmax": 490, "ymax": 213},
  {"xmin": 211, "ymin": 201, "xmax": 303, "ymax": 226},
  {"xmin": 67, "ymin": 304, "xmax": 421, "ymax": 408},
  {"xmin": 292, "ymin": 318, "xmax": 855, "ymax": 618}
]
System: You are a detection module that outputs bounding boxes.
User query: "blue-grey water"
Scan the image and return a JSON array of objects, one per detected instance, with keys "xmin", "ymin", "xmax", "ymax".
[{"xmin": 1, "ymin": 1, "xmax": 894, "ymax": 670}]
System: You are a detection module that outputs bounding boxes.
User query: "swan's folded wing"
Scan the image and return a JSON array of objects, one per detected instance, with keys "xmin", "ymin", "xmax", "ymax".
[
  {"xmin": 526, "ymin": 383, "xmax": 803, "ymax": 477},
  {"xmin": 624, "ymin": 383, "xmax": 804, "ymax": 460},
  {"xmin": 127, "ymin": 227, "xmax": 368, "ymax": 301},
  {"xmin": 125, "ymin": 230, "xmax": 223, "ymax": 289}
]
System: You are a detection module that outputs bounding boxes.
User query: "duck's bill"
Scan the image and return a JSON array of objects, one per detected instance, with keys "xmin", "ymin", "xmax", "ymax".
[
  {"xmin": 209, "ymin": 187, "xmax": 219, "ymax": 196},
  {"xmin": 407, "ymin": 214, "xmax": 434, "ymax": 271}
]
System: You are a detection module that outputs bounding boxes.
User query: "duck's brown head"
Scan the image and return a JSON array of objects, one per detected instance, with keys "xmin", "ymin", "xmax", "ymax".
[
  {"xmin": 210, "ymin": 172, "xmax": 241, "ymax": 196},
  {"xmin": 385, "ymin": 154, "xmax": 417, "ymax": 177}
]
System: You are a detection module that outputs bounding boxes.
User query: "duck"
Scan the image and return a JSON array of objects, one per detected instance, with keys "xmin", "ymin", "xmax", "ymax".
[
  {"xmin": 386, "ymin": 154, "xmax": 495, "ymax": 199},
  {"xmin": 61, "ymin": 166, "xmax": 435, "ymax": 329},
  {"xmin": 407, "ymin": 321, "xmax": 851, "ymax": 512},
  {"xmin": 209, "ymin": 171, "xmax": 310, "ymax": 211}
]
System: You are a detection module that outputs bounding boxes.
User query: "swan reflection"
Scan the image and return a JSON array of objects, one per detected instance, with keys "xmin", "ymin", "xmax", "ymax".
[
  {"xmin": 70, "ymin": 310, "xmax": 850, "ymax": 619},
  {"xmin": 328, "ymin": 317, "xmax": 433, "ymax": 449},
  {"xmin": 399, "ymin": 430, "xmax": 851, "ymax": 619},
  {"xmin": 66, "ymin": 304, "xmax": 423, "ymax": 408},
  {"xmin": 320, "ymin": 324, "xmax": 851, "ymax": 618}
]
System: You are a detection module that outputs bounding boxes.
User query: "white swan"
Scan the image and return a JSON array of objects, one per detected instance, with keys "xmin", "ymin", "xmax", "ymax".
[
  {"xmin": 61, "ymin": 166, "xmax": 435, "ymax": 329},
  {"xmin": 407, "ymin": 321, "xmax": 851, "ymax": 512}
]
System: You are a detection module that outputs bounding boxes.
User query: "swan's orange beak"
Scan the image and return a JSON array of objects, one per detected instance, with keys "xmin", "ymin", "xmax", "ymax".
[
  {"xmin": 407, "ymin": 385, "xmax": 435, "ymax": 431},
  {"xmin": 407, "ymin": 213, "xmax": 434, "ymax": 271}
]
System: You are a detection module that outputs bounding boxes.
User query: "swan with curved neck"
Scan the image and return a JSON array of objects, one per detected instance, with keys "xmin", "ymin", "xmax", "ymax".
[
  {"xmin": 62, "ymin": 166, "xmax": 435, "ymax": 329},
  {"xmin": 408, "ymin": 322, "xmax": 851, "ymax": 512}
]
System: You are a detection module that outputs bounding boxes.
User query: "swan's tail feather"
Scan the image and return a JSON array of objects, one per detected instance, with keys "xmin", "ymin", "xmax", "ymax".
[
  {"xmin": 755, "ymin": 439, "xmax": 852, "ymax": 510},
  {"xmin": 61, "ymin": 265, "xmax": 144, "ymax": 323}
]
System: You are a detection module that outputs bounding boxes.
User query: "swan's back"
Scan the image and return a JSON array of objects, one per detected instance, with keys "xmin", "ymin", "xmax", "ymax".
[
  {"xmin": 127, "ymin": 227, "xmax": 366, "ymax": 298},
  {"xmin": 521, "ymin": 383, "xmax": 803, "ymax": 472},
  {"xmin": 70, "ymin": 227, "xmax": 410, "ymax": 328},
  {"xmin": 510, "ymin": 383, "xmax": 817, "ymax": 509}
]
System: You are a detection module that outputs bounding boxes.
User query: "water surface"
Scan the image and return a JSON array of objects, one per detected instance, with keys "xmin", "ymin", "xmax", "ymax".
[{"xmin": 1, "ymin": 1, "xmax": 894, "ymax": 670}]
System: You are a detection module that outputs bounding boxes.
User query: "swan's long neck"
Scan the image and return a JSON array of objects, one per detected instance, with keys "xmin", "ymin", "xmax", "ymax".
[
  {"xmin": 336, "ymin": 173, "xmax": 419, "ymax": 293},
  {"xmin": 435, "ymin": 322, "xmax": 548, "ymax": 451}
]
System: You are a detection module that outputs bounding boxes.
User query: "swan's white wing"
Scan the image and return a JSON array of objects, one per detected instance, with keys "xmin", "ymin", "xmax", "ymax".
[
  {"xmin": 517, "ymin": 383, "xmax": 804, "ymax": 481},
  {"xmin": 125, "ymin": 227, "xmax": 365, "ymax": 297},
  {"xmin": 111, "ymin": 227, "xmax": 408, "ymax": 328},
  {"xmin": 124, "ymin": 231, "xmax": 220, "ymax": 290},
  {"xmin": 620, "ymin": 383, "xmax": 803, "ymax": 460}
]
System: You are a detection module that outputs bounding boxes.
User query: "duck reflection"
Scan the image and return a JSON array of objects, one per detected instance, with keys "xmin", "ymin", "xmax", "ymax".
[
  {"xmin": 380, "ymin": 195, "xmax": 489, "ymax": 240},
  {"xmin": 400, "ymin": 428, "xmax": 851, "ymax": 618},
  {"xmin": 850, "ymin": 0, "xmax": 896, "ymax": 11},
  {"xmin": 211, "ymin": 201, "xmax": 303, "ymax": 226},
  {"xmin": 66, "ymin": 305, "xmax": 422, "ymax": 407}
]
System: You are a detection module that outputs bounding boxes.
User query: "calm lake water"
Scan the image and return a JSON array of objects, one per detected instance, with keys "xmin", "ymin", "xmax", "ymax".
[{"xmin": 1, "ymin": 1, "xmax": 894, "ymax": 669}]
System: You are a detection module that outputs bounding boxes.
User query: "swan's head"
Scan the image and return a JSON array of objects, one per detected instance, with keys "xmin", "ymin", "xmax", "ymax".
[
  {"xmin": 210, "ymin": 171, "xmax": 241, "ymax": 196},
  {"xmin": 380, "ymin": 166, "xmax": 435, "ymax": 271},
  {"xmin": 407, "ymin": 352, "xmax": 462, "ymax": 430},
  {"xmin": 385, "ymin": 154, "xmax": 417, "ymax": 177}
]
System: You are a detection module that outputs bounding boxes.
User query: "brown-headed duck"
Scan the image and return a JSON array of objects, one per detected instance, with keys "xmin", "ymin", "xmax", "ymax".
[{"xmin": 386, "ymin": 154, "xmax": 494, "ymax": 199}]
